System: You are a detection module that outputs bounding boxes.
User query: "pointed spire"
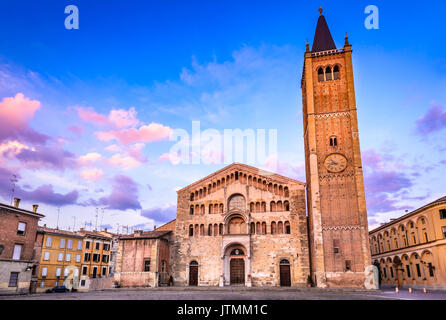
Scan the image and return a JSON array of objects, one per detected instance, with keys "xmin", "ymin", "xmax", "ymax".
[
  {"xmin": 344, "ymin": 32, "xmax": 350, "ymax": 47},
  {"xmin": 306, "ymin": 40, "xmax": 310, "ymax": 53},
  {"xmin": 311, "ymin": 8, "xmax": 337, "ymax": 53}
]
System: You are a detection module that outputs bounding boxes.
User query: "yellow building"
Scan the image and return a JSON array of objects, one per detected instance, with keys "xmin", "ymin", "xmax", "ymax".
[
  {"xmin": 369, "ymin": 196, "xmax": 446, "ymax": 290},
  {"xmin": 77, "ymin": 229, "xmax": 112, "ymax": 290},
  {"xmin": 36, "ymin": 226, "xmax": 84, "ymax": 292}
]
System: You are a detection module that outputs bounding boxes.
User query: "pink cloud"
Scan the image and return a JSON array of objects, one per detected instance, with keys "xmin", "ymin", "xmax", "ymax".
[
  {"xmin": 80, "ymin": 168, "xmax": 104, "ymax": 182},
  {"xmin": 15, "ymin": 145, "xmax": 77, "ymax": 171},
  {"xmin": 0, "ymin": 93, "xmax": 49, "ymax": 144},
  {"xmin": 83, "ymin": 175, "xmax": 141, "ymax": 210},
  {"xmin": 96, "ymin": 123, "xmax": 173, "ymax": 145},
  {"xmin": 77, "ymin": 152, "xmax": 103, "ymax": 167},
  {"xmin": 108, "ymin": 153, "xmax": 143, "ymax": 170},
  {"xmin": 415, "ymin": 104, "xmax": 446, "ymax": 136},
  {"xmin": 108, "ymin": 107, "xmax": 139, "ymax": 128},
  {"xmin": 68, "ymin": 125, "xmax": 85, "ymax": 135},
  {"xmin": 75, "ymin": 107, "xmax": 109, "ymax": 126}
]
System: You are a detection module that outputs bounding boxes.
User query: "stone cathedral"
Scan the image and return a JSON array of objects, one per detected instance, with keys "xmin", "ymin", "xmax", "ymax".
[{"xmin": 168, "ymin": 9, "xmax": 373, "ymax": 288}]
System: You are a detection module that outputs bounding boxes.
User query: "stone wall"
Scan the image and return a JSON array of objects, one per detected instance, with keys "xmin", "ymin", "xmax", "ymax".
[
  {"xmin": 172, "ymin": 163, "xmax": 310, "ymax": 287},
  {"xmin": 0, "ymin": 260, "xmax": 32, "ymax": 295}
]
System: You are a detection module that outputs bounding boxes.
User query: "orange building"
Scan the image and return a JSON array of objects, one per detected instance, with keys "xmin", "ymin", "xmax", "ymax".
[
  {"xmin": 77, "ymin": 229, "xmax": 112, "ymax": 289},
  {"xmin": 36, "ymin": 226, "xmax": 84, "ymax": 292}
]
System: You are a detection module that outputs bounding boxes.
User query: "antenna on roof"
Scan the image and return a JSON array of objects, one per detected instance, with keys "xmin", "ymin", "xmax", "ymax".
[
  {"xmin": 56, "ymin": 208, "xmax": 61, "ymax": 230},
  {"xmin": 9, "ymin": 174, "xmax": 18, "ymax": 206}
]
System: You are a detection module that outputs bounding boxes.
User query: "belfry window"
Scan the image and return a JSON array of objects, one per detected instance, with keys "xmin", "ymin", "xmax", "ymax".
[
  {"xmin": 330, "ymin": 136, "xmax": 338, "ymax": 147},
  {"xmin": 333, "ymin": 65, "xmax": 340, "ymax": 80},
  {"xmin": 318, "ymin": 68, "xmax": 324, "ymax": 82},
  {"xmin": 325, "ymin": 67, "xmax": 332, "ymax": 81}
]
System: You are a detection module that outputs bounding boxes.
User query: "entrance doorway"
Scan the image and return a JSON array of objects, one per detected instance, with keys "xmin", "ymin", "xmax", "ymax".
[
  {"xmin": 279, "ymin": 260, "xmax": 291, "ymax": 287},
  {"xmin": 230, "ymin": 259, "xmax": 245, "ymax": 285},
  {"xmin": 189, "ymin": 261, "xmax": 198, "ymax": 286}
]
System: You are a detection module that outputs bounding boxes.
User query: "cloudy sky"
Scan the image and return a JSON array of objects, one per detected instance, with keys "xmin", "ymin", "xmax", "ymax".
[{"xmin": 0, "ymin": 0, "xmax": 444, "ymax": 232}]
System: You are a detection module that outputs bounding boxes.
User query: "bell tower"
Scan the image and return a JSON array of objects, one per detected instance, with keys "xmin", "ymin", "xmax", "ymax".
[{"xmin": 302, "ymin": 8, "xmax": 372, "ymax": 288}]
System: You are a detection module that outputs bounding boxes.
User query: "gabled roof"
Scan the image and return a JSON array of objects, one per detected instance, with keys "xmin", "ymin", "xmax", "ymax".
[
  {"xmin": 178, "ymin": 163, "xmax": 305, "ymax": 192},
  {"xmin": 311, "ymin": 12, "xmax": 337, "ymax": 53}
]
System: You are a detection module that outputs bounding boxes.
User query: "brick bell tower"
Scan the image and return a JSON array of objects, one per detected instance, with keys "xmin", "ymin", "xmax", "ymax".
[{"xmin": 302, "ymin": 8, "xmax": 372, "ymax": 288}]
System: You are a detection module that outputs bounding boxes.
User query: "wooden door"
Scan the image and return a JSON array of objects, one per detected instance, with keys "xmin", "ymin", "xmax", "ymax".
[
  {"xmin": 230, "ymin": 259, "xmax": 245, "ymax": 285},
  {"xmin": 280, "ymin": 264, "xmax": 291, "ymax": 287},
  {"xmin": 189, "ymin": 266, "xmax": 198, "ymax": 286}
]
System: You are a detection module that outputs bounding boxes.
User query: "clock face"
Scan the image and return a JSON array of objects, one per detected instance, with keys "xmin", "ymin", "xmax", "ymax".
[{"xmin": 324, "ymin": 154, "xmax": 348, "ymax": 173}]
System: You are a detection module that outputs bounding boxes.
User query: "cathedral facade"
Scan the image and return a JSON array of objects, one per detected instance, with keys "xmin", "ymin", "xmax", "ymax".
[{"xmin": 166, "ymin": 9, "xmax": 373, "ymax": 289}]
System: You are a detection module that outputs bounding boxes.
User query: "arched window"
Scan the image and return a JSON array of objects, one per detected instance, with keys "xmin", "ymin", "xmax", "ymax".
[
  {"xmin": 256, "ymin": 222, "xmax": 261, "ymax": 234},
  {"xmin": 318, "ymin": 67, "xmax": 324, "ymax": 82},
  {"xmin": 201, "ymin": 205, "xmax": 205, "ymax": 215},
  {"xmin": 189, "ymin": 225, "xmax": 194, "ymax": 237},
  {"xmin": 228, "ymin": 216, "xmax": 245, "ymax": 234},
  {"xmin": 228, "ymin": 194, "xmax": 246, "ymax": 211},
  {"xmin": 208, "ymin": 224, "xmax": 212, "ymax": 236},
  {"xmin": 214, "ymin": 224, "xmax": 218, "ymax": 236},
  {"xmin": 219, "ymin": 203, "xmax": 224, "ymax": 213},
  {"xmin": 271, "ymin": 222, "xmax": 277, "ymax": 235},
  {"xmin": 250, "ymin": 222, "xmax": 255, "ymax": 235},
  {"xmin": 200, "ymin": 224, "xmax": 204, "ymax": 236},
  {"xmin": 190, "ymin": 206, "xmax": 194, "ymax": 215},
  {"xmin": 250, "ymin": 202, "xmax": 255, "ymax": 212},
  {"xmin": 285, "ymin": 221, "xmax": 291, "ymax": 234},
  {"xmin": 262, "ymin": 222, "xmax": 267, "ymax": 235},
  {"xmin": 190, "ymin": 193, "xmax": 194, "ymax": 201},
  {"xmin": 262, "ymin": 202, "xmax": 266, "ymax": 212},
  {"xmin": 278, "ymin": 221, "xmax": 284, "ymax": 234},
  {"xmin": 214, "ymin": 204, "xmax": 218, "ymax": 214},
  {"xmin": 333, "ymin": 65, "xmax": 340, "ymax": 80},
  {"xmin": 190, "ymin": 260, "xmax": 198, "ymax": 266},
  {"xmin": 277, "ymin": 201, "xmax": 283, "ymax": 212},
  {"xmin": 284, "ymin": 201, "xmax": 290, "ymax": 211},
  {"xmin": 284, "ymin": 187, "xmax": 289, "ymax": 197},
  {"xmin": 194, "ymin": 224, "xmax": 199, "ymax": 237},
  {"xmin": 325, "ymin": 66, "xmax": 332, "ymax": 81},
  {"xmin": 280, "ymin": 259, "xmax": 290, "ymax": 265},
  {"xmin": 330, "ymin": 136, "xmax": 338, "ymax": 147},
  {"xmin": 209, "ymin": 204, "xmax": 213, "ymax": 214},
  {"xmin": 219, "ymin": 223, "xmax": 223, "ymax": 235},
  {"xmin": 270, "ymin": 201, "xmax": 276, "ymax": 212},
  {"xmin": 256, "ymin": 202, "xmax": 261, "ymax": 212}
]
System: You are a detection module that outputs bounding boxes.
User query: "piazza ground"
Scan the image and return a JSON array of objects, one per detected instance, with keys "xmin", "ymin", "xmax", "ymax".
[{"xmin": 1, "ymin": 287, "xmax": 446, "ymax": 300}]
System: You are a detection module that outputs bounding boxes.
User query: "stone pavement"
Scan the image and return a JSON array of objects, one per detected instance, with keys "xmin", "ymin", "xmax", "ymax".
[{"xmin": 1, "ymin": 286, "xmax": 445, "ymax": 300}]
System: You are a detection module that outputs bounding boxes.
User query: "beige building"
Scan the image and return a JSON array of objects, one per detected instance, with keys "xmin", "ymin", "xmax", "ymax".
[{"xmin": 369, "ymin": 196, "xmax": 446, "ymax": 290}]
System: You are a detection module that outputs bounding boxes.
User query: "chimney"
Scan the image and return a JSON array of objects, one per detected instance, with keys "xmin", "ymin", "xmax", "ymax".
[
  {"xmin": 32, "ymin": 204, "xmax": 39, "ymax": 213},
  {"xmin": 134, "ymin": 230, "xmax": 143, "ymax": 237},
  {"xmin": 104, "ymin": 228, "xmax": 108, "ymax": 233},
  {"xmin": 13, "ymin": 198, "xmax": 20, "ymax": 208},
  {"xmin": 154, "ymin": 225, "xmax": 157, "ymax": 230}
]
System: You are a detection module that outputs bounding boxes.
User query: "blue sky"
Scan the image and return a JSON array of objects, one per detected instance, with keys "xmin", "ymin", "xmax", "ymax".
[{"xmin": 0, "ymin": 0, "xmax": 444, "ymax": 232}]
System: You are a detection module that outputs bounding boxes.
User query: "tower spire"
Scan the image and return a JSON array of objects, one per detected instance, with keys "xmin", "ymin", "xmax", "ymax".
[{"xmin": 311, "ymin": 8, "xmax": 337, "ymax": 52}]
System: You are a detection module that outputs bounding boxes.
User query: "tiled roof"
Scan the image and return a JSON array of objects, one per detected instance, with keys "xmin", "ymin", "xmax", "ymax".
[
  {"xmin": 37, "ymin": 226, "xmax": 83, "ymax": 238},
  {"xmin": 119, "ymin": 230, "xmax": 171, "ymax": 240}
]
